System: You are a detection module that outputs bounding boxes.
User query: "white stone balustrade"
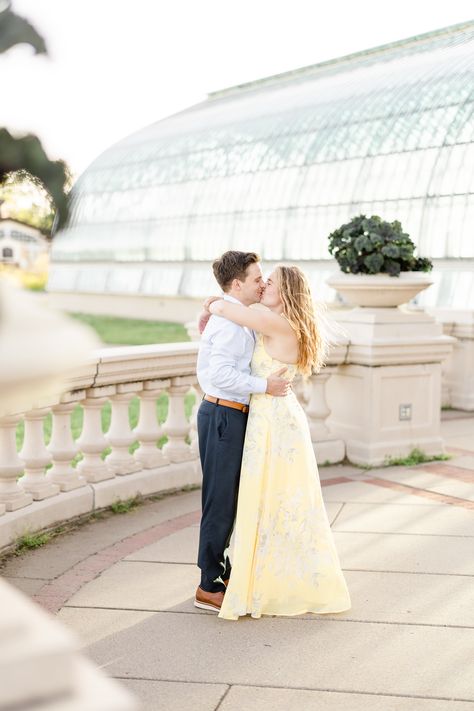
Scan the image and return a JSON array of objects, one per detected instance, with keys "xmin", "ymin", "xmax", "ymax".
[{"xmin": 0, "ymin": 343, "xmax": 200, "ymax": 553}]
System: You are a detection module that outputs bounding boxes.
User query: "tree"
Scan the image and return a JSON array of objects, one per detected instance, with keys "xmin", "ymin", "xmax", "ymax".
[{"xmin": 0, "ymin": 2, "xmax": 69, "ymax": 228}]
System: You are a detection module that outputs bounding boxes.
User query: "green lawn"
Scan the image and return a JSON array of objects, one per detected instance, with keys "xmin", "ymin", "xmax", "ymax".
[{"xmin": 69, "ymin": 313, "xmax": 190, "ymax": 345}]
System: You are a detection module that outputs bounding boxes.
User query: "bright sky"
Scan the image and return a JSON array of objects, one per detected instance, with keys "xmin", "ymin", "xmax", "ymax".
[{"xmin": 2, "ymin": 0, "xmax": 473, "ymax": 179}]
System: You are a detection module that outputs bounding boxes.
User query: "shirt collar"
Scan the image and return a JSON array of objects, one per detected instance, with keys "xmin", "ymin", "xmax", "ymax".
[
  {"xmin": 223, "ymin": 294, "xmax": 245, "ymax": 306},
  {"xmin": 223, "ymin": 293, "xmax": 255, "ymax": 341}
]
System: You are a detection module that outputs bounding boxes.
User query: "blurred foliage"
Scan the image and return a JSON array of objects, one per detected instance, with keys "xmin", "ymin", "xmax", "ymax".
[
  {"xmin": 0, "ymin": 171, "xmax": 57, "ymax": 234},
  {"xmin": 0, "ymin": 2, "xmax": 69, "ymax": 229},
  {"xmin": 0, "ymin": 262, "xmax": 48, "ymax": 290},
  {"xmin": 0, "ymin": 0, "xmax": 46, "ymax": 54}
]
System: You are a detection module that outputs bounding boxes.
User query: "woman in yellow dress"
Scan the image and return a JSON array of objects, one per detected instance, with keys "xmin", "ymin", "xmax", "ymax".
[{"xmin": 206, "ymin": 265, "xmax": 351, "ymax": 620}]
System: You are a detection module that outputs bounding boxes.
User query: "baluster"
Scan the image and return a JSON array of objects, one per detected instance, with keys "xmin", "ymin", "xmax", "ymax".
[
  {"xmin": 305, "ymin": 369, "xmax": 345, "ymax": 464},
  {"xmin": 293, "ymin": 374, "xmax": 309, "ymax": 407},
  {"xmin": 134, "ymin": 379, "xmax": 170, "ymax": 469},
  {"xmin": 162, "ymin": 376, "xmax": 195, "ymax": 462},
  {"xmin": 19, "ymin": 408, "xmax": 59, "ymax": 500},
  {"xmin": 105, "ymin": 383, "xmax": 143, "ymax": 475},
  {"xmin": 46, "ymin": 397, "xmax": 86, "ymax": 491},
  {"xmin": 0, "ymin": 416, "xmax": 32, "ymax": 511},
  {"xmin": 76, "ymin": 387, "xmax": 115, "ymax": 483}
]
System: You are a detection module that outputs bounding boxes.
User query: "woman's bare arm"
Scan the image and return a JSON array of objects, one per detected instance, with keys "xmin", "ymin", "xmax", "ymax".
[{"xmin": 209, "ymin": 300, "xmax": 288, "ymax": 337}]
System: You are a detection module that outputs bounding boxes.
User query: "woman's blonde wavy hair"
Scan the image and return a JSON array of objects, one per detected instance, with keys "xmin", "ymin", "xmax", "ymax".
[{"xmin": 275, "ymin": 265, "xmax": 327, "ymax": 377}]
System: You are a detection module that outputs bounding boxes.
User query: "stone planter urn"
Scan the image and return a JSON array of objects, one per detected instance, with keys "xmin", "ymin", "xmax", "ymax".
[{"xmin": 326, "ymin": 271, "xmax": 434, "ymax": 308}]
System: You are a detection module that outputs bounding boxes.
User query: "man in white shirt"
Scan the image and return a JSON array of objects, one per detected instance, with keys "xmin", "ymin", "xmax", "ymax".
[{"xmin": 195, "ymin": 251, "xmax": 289, "ymax": 612}]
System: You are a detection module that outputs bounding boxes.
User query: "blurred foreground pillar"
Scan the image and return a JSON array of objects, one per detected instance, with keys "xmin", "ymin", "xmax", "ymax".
[
  {"xmin": 0, "ymin": 279, "xmax": 137, "ymax": 710},
  {"xmin": 0, "ymin": 578, "xmax": 137, "ymax": 710}
]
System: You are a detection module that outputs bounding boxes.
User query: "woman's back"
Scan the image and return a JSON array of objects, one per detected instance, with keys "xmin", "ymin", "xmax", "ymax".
[{"xmin": 260, "ymin": 313, "xmax": 299, "ymax": 365}]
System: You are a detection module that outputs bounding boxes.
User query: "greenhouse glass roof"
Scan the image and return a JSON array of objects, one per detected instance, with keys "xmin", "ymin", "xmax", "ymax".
[{"xmin": 50, "ymin": 21, "xmax": 474, "ymax": 305}]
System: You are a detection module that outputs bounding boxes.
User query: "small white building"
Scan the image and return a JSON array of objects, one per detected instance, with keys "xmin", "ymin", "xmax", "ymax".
[{"xmin": 0, "ymin": 218, "xmax": 49, "ymax": 270}]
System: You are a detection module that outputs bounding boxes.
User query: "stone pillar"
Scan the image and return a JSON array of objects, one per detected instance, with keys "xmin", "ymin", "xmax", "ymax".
[
  {"xmin": 0, "ymin": 416, "xmax": 32, "ymax": 512},
  {"xmin": 46, "ymin": 397, "xmax": 86, "ymax": 491},
  {"xmin": 105, "ymin": 383, "xmax": 143, "ymax": 476},
  {"xmin": 327, "ymin": 307, "xmax": 454, "ymax": 466},
  {"xmin": 305, "ymin": 369, "xmax": 345, "ymax": 464},
  {"xmin": 133, "ymin": 379, "xmax": 170, "ymax": 469},
  {"xmin": 76, "ymin": 387, "xmax": 115, "ymax": 483},
  {"xmin": 19, "ymin": 409, "xmax": 60, "ymax": 500},
  {"xmin": 162, "ymin": 376, "xmax": 195, "ymax": 462}
]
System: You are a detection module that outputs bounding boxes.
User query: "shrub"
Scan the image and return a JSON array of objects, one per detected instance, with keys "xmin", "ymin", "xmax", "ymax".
[{"xmin": 328, "ymin": 214, "xmax": 433, "ymax": 277}]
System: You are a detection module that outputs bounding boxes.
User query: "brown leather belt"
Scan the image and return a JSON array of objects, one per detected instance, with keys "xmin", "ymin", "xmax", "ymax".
[{"xmin": 203, "ymin": 394, "xmax": 249, "ymax": 414}]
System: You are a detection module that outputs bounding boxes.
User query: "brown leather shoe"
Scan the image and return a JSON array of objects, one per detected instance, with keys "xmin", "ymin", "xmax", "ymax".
[{"xmin": 194, "ymin": 587, "xmax": 224, "ymax": 612}]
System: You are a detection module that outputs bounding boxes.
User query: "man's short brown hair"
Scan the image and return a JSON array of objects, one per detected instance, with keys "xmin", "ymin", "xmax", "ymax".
[{"xmin": 212, "ymin": 251, "xmax": 260, "ymax": 292}]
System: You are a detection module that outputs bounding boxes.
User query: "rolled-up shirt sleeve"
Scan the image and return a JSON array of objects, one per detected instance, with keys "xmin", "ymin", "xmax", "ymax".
[{"xmin": 209, "ymin": 321, "xmax": 266, "ymax": 398}]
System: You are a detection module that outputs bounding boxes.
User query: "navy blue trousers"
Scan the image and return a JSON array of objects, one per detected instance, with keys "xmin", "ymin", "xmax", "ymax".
[{"xmin": 197, "ymin": 399, "xmax": 248, "ymax": 593}]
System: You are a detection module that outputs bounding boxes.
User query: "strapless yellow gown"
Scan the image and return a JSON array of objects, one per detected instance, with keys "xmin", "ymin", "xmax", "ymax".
[{"xmin": 219, "ymin": 334, "xmax": 351, "ymax": 620}]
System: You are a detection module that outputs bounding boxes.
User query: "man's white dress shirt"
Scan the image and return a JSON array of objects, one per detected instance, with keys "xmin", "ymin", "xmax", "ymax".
[{"xmin": 196, "ymin": 294, "xmax": 267, "ymax": 405}]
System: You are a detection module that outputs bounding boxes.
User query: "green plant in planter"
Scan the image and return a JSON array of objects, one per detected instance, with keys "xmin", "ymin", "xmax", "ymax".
[{"xmin": 328, "ymin": 214, "xmax": 433, "ymax": 277}]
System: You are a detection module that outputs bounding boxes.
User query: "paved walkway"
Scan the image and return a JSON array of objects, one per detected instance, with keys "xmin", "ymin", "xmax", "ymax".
[{"xmin": 1, "ymin": 413, "xmax": 474, "ymax": 710}]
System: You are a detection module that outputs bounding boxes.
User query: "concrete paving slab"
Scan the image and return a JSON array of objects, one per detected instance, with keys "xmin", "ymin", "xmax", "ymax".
[
  {"xmin": 321, "ymin": 480, "xmax": 443, "ymax": 506},
  {"xmin": 66, "ymin": 561, "xmax": 198, "ymax": 610},
  {"xmin": 448, "ymin": 456, "xmax": 474, "ymax": 471},
  {"xmin": 324, "ymin": 501, "xmax": 345, "ymax": 524},
  {"xmin": 123, "ymin": 503, "xmax": 342, "ymax": 566},
  {"xmin": 58, "ymin": 607, "xmax": 155, "ymax": 647},
  {"xmin": 120, "ymin": 680, "xmax": 227, "ymax": 711},
  {"xmin": 166, "ymin": 568, "xmax": 474, "ymax": 626},
  {"xmin": 334, "ymin": 531, "xmax": 474, "ymax": 575},
  {"xmin": 124, "ymin": 527, "xmax": 197, "ymax": 564},
  {"xmin": 441, "ymin": 419, "xmax": 474, "ymax": 437},
  {"xmin": 85, "ymin": 613, "xmax": 474, "ymax": 701},
  {"xmin": 0, "ymin": 490, "xmax": 201, "ymax": 580},
  {"xmin": 3, "ymin": 576, "xmax": 49, "ymax": 596},
  {"xmin": 332, "ymin": 503, "xmax": 474, "ymax": 536},
  {"xmin": 367, "ymin": 469, "xmax": 474, "ymax": 501},
  {"xmin": 219, "ymin": 685, "xmax": 474, "ymax": 711},
  {"xmin": 334, "ymin": 569, "xmax": 474, "ymax": 626},
  {"xmin": 444, "ymin": 436, "xmax": 474, "ymax": 451}
]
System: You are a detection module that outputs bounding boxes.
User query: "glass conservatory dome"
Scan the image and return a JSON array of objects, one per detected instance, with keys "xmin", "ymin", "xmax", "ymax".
[{"xmin": 49, "ymin": 21, "xmax": 474, "ymax": 308}]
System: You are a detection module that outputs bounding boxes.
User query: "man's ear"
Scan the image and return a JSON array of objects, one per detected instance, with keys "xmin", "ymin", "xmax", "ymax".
[{"xmin": 232, "ymin": 278, "xmax": 241, "ymax": 291}]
